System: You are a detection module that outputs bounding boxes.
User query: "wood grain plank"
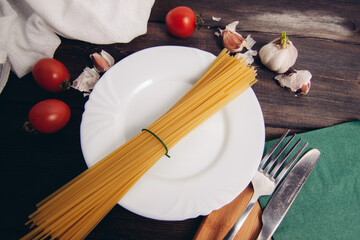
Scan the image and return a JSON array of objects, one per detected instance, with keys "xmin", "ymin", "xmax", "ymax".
[
  {"xmin": 1, "ymin": 1, "xmax": 359, "ymax": 239},
  {"xmin": 151, "ymin": 0, "xmax": 360, "ymax": 43},
  {"xmin": 194, "ymin": 185, "xmax": 262, "ymax": 240}
]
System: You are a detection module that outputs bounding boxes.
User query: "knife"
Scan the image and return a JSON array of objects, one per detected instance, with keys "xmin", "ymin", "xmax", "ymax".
[{"xmin": 257, "ymin": 148, "xmax": 320, "ymax": 240}]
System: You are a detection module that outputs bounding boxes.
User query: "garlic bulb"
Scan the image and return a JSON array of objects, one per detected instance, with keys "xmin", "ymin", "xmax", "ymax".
[
  {"xmin": 259, "ymin": 32, "xmax": 298, "ymax": 73},
  {"xmin": 275, "ymin": 70, "xmax": 312, "ymax": 95}
]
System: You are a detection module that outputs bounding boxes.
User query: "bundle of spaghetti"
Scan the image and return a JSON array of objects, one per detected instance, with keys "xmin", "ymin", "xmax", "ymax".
[{"xmin": 22, "ymin": 49, "xmax": 257, "ymax": 240}]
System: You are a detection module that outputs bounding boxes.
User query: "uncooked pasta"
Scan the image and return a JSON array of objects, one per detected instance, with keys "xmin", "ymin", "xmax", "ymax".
[{"xmin": 22, "ymin": 49, "xmax": 257, "ymax": 240}]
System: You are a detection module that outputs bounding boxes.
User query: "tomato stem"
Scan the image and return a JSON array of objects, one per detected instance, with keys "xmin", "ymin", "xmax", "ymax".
[
  {"xmin": 60, "ymin": 78, "xmax": 71, "ymax": 90},
  {"xmin": 195, "ymin": 14, "xmax": 204, "ymax": 31},
  {"xmin": 23, "ymin": 121, "xmax": 36, "ymax": 133}
]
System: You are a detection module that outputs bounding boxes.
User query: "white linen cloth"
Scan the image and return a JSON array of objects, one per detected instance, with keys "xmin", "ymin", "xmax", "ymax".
[{"xmin": 0, "ymin": 0, "xmax": 155, "ymax": 93}]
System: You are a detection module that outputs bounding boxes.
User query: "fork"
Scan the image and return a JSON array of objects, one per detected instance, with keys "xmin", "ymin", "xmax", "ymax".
[{"xmin": 223, "ymin": 130, "xmax": 308, "ymax": 240}]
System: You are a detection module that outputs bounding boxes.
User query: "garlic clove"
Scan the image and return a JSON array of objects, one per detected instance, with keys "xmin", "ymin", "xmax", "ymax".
[
  {"xmin": 90, "ymin": 53, "xmax": 109, "ymax": 73},
  {"xmin": 90, "ymin": 50, "xmax": 115, "ymax": 73},
  {"xmin": 217, "ymin": 22, "xmax": 257, "ymax": 63},
  {"xmin": 274, "ymin": 70, "xmax": 312, "ymax": 95},
  {"xmin": 223, "ymin": 31, "xmax": 246, "ymax": 52},
  {"xmin": 100, "ymin": 50, "xmax": 115, "ymax": 67},
  {"xmin": 220, "ymin": 21, "xmax": 247, "ymax": 52}
]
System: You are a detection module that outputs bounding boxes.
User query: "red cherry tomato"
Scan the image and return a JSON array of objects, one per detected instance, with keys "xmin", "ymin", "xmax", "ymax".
[
  {"xmin": 165, "ymin": 6, "xmax": 196, "ymax": 38},
  {"xmin": 32, "ymin": 58, "xmax": 70, "ymax": 92},
  {"xmin": 27, "ymin": 99, "xmax": 71, "ymax": 133}
]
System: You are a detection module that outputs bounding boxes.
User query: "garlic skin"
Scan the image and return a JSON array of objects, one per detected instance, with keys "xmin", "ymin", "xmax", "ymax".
[
  {"xmin": 275, "ymin": 70, "xmax": 312, "ymax": 95},
  {"xmin": 259, "ymin": 32, "xmax": 298, "ymax": 73},
  {"xmin": 212, "ymin": 16, "xmax": 221, "ymax": 22},
  {"xmin": 71, "ymin": 67, "xmax": 100, "ymax": 96},
  {"xmin": 90, "ymin": 50, "xmax": 115, "ymax": 73},
  {"xmin": 220, "ymin": 21, "xmax": 247, "ymax": 53},
  {"xmin": 237, "ymin": 49, "xmax": 257, "ymax": 65}
]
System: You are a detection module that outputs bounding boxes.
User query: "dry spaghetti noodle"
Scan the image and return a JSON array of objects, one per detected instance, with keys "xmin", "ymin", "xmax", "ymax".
[{"xmin": 22, "ymin": 49, "xmax": 257, "ymax": 240}]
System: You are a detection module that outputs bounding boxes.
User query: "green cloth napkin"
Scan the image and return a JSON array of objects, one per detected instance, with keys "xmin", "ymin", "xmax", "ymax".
[{"xmin": 259, "ymin": 121, "xmax": 360, "ymax": 240}]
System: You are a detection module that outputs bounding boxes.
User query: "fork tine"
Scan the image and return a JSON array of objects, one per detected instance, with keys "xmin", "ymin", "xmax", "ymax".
[
  {"xmin": 274, "ymin": 142, "xmax": 308, "ymax": 184},
  {"xmin": 263, "ymin": 134, "xmax": 296, "ymax": 173},
  {"xmin": 259, "ymin": 129, "xmax": 290, "ymax": 168},
  {"xmin": 269, "ymin": 138, "xmax": 302, "ymax": 178}
]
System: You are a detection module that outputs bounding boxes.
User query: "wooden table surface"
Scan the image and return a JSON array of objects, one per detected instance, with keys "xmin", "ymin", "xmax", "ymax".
[{"xmin": 1, "ymin": 1, "xmax": 359, "ymax": 239}]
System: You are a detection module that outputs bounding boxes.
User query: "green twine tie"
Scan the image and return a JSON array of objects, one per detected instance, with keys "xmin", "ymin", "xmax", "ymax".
[{"xmin": 142, "ymin": 129, "xmax": 170, "ymax": 158}]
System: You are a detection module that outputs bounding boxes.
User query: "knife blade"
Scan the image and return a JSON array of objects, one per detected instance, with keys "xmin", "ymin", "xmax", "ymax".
[{"xmin": 257, "ymin": 148, "xmax": 320, "ymax": 240}]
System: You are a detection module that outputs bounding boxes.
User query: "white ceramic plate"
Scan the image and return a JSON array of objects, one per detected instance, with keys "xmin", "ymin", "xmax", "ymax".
[{"xmin": 80, "ymin": 46, "xmax": 265, "ymax": 221}]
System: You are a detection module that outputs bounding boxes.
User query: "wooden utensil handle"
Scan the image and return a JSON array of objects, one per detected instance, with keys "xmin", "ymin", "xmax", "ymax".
[{"xmin": 193, "ymin": 184, "xmax": 263, "ymax": 240}]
